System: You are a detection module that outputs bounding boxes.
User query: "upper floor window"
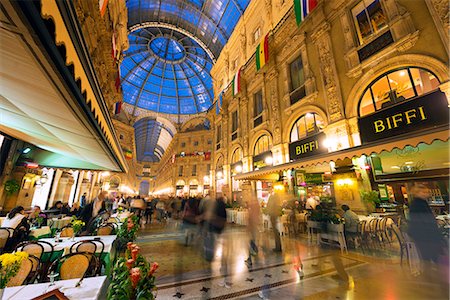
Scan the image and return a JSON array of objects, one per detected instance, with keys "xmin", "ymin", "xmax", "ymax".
[
  {"xmin": 253, "ymin": 91, "xmax": 264, "ymax": 127},
  {"xmin": 178, "ymin": 166, "xmax": 183, "ymax": 177},
  {"xmin": 231, "ymin": 148, "xmax": 243, "ymax": 164},
  {"xmin": 289, "ymin": 55, "xmax": 306, "ymax": 104},
  {"xmin": 254, "ymin": 135, "xmax": 271, "ymax": 156},
  {"xmin": 358, "ymin": 67, "xmax": 440, "ymax": 117},
  {"xmin": 207, "ymin": 139, "xmax": 212, "ymax": 145},
  {"xmin": 194, "ymin": 141, "xmax": 199, "ymax": 146},
  {"xmin": 352, "ymin": 0, "xmax": 388, "ymax": 45},
  {"xmin": 253, "ymin": 27, "xmax": 261, "ymax": 44},
  {"xmin": 119, "ymin": 134, "xmax": 124, "ymax": 140},
  {"xmin": 231, "ymin": 110, "xmax": 238, "ymax": 140},
  {"xmin": 206, "ymin": 164, "xmax": 211, "ymax": 174},
  {"xmin": 290, "ymin": 113, "xmax": 325, "ymax": 142},
  {"xmin": 181, "ymin": 142, "xmax": 186, "ymax": 148},
  {"xmin": 232, "ymin": 57, "xmax": 239, "ymax": 71},
  {"xmin": 192, "ymin": 165, "xmax": 197, "ymax": 176}
]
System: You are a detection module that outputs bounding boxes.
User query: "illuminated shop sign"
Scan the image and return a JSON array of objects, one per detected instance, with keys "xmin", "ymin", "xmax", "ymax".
[
  {"xmin": 358, "ymin": 90, "xmax": 449, "ymax": 143},
  {"xmin": 289, "ymin": 132, "xmax": 327, "ymax": 161}
]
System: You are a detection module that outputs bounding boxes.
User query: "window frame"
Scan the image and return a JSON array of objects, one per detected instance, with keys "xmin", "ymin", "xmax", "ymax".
[
  {"xmin": 290, "ymin": 113, "xmax": 325, "ymax": 142},
  {"xmin": 351, "ymin": 0, "xmax": 388, "ymax": 45},
  {"xmin": 216, "ymin": 124, "xmax": 222, "ymax": 150},
  {"xmin": 231, "ymin": 110, "xmax": 238, "ymax": 140},
  {"xmin": 253, "ymin": 90, "xmax": 264, "ymax": 127},
  {"xmin": 192, "ymin": 164, "xmax": 197, "ymax": 176},
  {"xmin": 357, "ymin": 67, "xmax": 440, "ymax": 117},
  {"xmin": 178, "ymin": 166, "xmax": 183, "ymax": 177}
]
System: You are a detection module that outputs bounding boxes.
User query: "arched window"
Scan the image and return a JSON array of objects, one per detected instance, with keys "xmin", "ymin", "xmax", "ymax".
[
  {"xmin": 254, "ymin": 135, "xmax": 271, "ymax": 156},
  {"xmin": 358, "ymin": 67, "xmax": 440, "ymax": 117},
  {"xmin": 231, "ymin": 148, "xmax": 243, "ymax": 164},
  {"xmin": 290, "ymin": 113, "xmax": 325, "ymax": 142}
]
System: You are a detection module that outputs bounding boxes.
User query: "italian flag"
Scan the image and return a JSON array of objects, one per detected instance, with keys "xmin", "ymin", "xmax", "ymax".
[
  {"xmin": 256, "ymin": 34, "xmax": 269, "ymax": 71},
  {"xmin": 294, "ymin": 0, "xmax": 318, "ymax": 26},
  {"xmin": 99, "ymin": 0, "xmax": 109, "ymax": 18},
  {"xmin": 114, "ymin": 101, "xmax": 122, "ymax": 114},
  {"xmin": 124, "ymin": 150, "xmax": 132, "ymax": 159},
  {"xmin": 232, "ymin": 68, "xmax": 241, "ymax": 97}
]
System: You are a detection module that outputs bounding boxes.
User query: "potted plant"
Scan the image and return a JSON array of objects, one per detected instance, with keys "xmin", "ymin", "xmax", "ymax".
[
  {"xmin": 360, "ymin": 191, "xmax": 380, "ymax": 213},
  {"xmin": 4, "ymin": 179, "xmax": 20, "ymax": 197},
  {"xmin": 70, "ymin": 217, "xmax": 85, "ymax": 241},
  {"xmin": 108, "ymin": 243, "xmax": 158, "ymax": 299},
  {"xmin": 116, "ymin": 216, "xmax": 139, "ymax": 252}
]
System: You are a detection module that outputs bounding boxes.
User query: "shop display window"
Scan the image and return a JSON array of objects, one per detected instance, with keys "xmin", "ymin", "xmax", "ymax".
[
  {"xmin": 358, "ymin": 67, "xmax": 440, "ymax": 117},
  {"xmin": 352, "ymin": 0, "xmax": 388, "ymax": 44},
  {"xmin": 254, "ymin": 135, "xmax": 271, "ymax": 155},
  {"xmin": 290, "ymin": 113, "xmax": 325, "ymax": 142}
]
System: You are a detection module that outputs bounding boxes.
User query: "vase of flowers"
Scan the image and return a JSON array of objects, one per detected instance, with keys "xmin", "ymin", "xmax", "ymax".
[
  {"xmin": 108, "ymin": 243, "xmax": 158, "ymax": 299},
  {"xmin": 0, "ymin": 251, "xmax": 29, "ymax": 295},
  {"xmin": 70, "ymin": 217, "xmax": 85, "ymax": 241}
]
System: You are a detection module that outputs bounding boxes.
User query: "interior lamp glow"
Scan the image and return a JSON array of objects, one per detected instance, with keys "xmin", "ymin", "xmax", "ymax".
[
  {"xmin": 22, "ymin": 147, "xmax": 32, "ymax": 154},
  {"xmin": 203, "ymin": 175, "xmax": 210, "ymax": 182},
  {"xmin": 101, "ymin": 171, "xmax": 110, "ymax": 177},
  {"xmin": 39, "ymin": 174, "xmax": 48, "ymax": 184},
  {"xmin": 274, "ymin": 183, "xmax": 284, "ymax": 191},
  {"xmin": 216, "ymin": 171, "xmax": 223, "ymax": 179},
  {"xmin": 336, "ymin": 178, "xmax": 353, "ymax": 186},
  {"xmin": 235, "ymin": 165, "xmax": 242, "ymax": 173},
  {"xmin": 265, "ymin": 156, "xmax": 273, "ymax": 165}
]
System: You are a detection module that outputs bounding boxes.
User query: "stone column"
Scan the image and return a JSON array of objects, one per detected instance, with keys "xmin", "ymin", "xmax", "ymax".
[
  {"xmin": 266, "ymin": 69, "xmax": 282, "ymax": 145},
  {"xmin": 311, "ymin": 22, "xmax": 345, "ymax": 123}
]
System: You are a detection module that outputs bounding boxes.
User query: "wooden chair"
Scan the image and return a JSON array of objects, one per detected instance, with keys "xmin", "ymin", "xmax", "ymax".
[
  {"xmin": 59, "ymin": 226, "xmax": 74, "ymax": 238},
  {"xmin": 7, "ymin": 257, "xmax": 33, "ymax": 286},
  {"xmin": 15, "ymin": 241, "xmax": 45, "ymax": 259},
  {"xmin": 48, "ymin": 253, "xmax": 91, "ymax": 280},
  {"xmin": 70, "ymin": 240, "xmax": 101, "ymax": 275}
]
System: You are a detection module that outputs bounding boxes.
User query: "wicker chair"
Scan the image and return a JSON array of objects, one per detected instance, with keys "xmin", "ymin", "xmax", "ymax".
[
  {"xmin": 97, "ymin": 224, "xmax": 113, "ymax": 236},
  {"xmin": 70, "ymin": 240, "xmax": 102, "ymax": 275},
  {"xmin": 7, "ymin": 257, "xmax": 33, "ymax": 286},
  {"xmin": 48, "ymin": 253, "xmax": 91, "ymax": 280},
  {"xmin": 15, "ymin": 241, "xmax": 45, "ymax": 258},
  {"xmin": 0, "ymin": 227, "xmax": 12, "ymax": 253},
  {"xmin": 59, "ymin": 226, "xmax": 74, "ymax": 238}
]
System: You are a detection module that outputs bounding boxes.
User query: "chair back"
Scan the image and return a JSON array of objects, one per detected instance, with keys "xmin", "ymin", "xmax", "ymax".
[
  {"xmin": 28, "ymin": 254, "xmax": 40, "ymax": 273},
  {"xmin": 15, "ymin": 241, "xmax": 45, "ymax": 259},
  {"xmin": 70, "ymin": 240, "xmax": 97, "ymax": 256},
  {"xmin": 358, "ymin": 220, "xmax": 366, "ymax": 234},
  {"xmin": 7, "ymin": 257, "xmax": 33, "ymax": 286},
  {"xmin": 391, "ymin": 223, "xmax": 405, "ymax": 245},
  {"xmin": 59, "ymin": 226, "xmax": 74, "ymax": 237},
  {"xmin": 97, "ymin": 225, "xmax": 113, "ymax": 236},
  {"xmin": 56, "ymin": 253, "xmax": 90, "ymax": 280},
  {"xmin": 0, "ymin": 228, "xmax": 12, "ymax": 250}
]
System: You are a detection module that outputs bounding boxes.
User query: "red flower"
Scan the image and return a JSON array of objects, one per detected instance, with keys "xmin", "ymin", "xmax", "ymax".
[
  {"xmin": 131, "ymin": 249, "xmax": 139, "ymax": 261},
  {"xmin": 126, "ymin": 259, "xmax": 134, "ymax": 269},
  {"xmin": 127, "ymin": 242, "xmax": 133, "ymax": 251},
  {"xmin": 148, "ymin": 262, "xmax": 159, "ymax": 276},
  {"xmin": 130, "ymin": 267, "xmax": 141, "ymax": 289}
]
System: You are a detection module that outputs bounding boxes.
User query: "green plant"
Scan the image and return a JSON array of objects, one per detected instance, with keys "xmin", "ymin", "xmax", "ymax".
[
  {"xmin": 361, "ymin": 191, "xmax": 380, "ymax": 207},
  {"xmin": 4, "ymin": 179, "xmax": 20, "ymax": 196},
  {"xmin": 116, "ymin": 216, "xmax": 139, "ymax": 251},
  {"xmin": 70, "ymin": 217, "xmax": 85, "ymax": 235},
  {"xmin": 108, "ymin": 243, "xmax": 157, "ymax": 300}
]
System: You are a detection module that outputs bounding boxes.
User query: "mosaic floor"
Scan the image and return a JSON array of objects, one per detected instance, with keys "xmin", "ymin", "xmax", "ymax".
[{"xmin": 137, "ymin": 221, "xmax": 449, "ymax": 300}]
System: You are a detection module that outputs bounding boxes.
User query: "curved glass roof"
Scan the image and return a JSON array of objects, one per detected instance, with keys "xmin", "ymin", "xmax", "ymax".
[
  {"xmin": 134, "ymin": 117, "xmax": 175, "ymax": 162},
  {"xmin": 122, "ymin": 0, "xmax": 251, "ymax": 115}
]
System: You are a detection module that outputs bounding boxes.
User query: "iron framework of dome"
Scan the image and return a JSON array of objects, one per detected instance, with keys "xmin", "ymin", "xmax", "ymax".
[{"xmin": 121, "ymin": 0, "xmax": 251, "ymax": 115}]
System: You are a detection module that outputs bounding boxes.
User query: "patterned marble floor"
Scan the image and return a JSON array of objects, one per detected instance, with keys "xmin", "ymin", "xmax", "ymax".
[{"xmin": 137, "ymin": 221, "xmax": 449, "ymax": 300}]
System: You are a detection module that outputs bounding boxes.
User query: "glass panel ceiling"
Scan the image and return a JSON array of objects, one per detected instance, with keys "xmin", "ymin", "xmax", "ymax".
[{"xmin": 134, "ymin": 117, "xmax": 175, "ymax": 162}]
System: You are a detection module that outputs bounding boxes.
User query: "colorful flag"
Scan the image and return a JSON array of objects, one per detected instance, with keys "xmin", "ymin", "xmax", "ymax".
[
  {"xmin": 114, "ymin": 101, "xmax": 122, "ymax": 114},
  {"xmin": 232, "ymin": 68, "xmax": 241, "ymax": 97},
  {"xmin": 124, "ymin": 149, "xmax": 132, "ymax": 159},
  {"xmin": 256, "ymin": 34, "xmax": 269, "ymax": 71},
  {"xmin": 294, "ymin": 0, "xmax": 318, "ymax": 26},
  {"xmin": 204, "ymin": 152, "xmax": 211, "ymax": 161},
  {"xmin": 99, "ymin": 0, "xmax": 109, "ymax": 17}
]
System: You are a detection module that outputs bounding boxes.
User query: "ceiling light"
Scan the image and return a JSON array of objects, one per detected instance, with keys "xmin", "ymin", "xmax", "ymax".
[
  {"xmin": 265, "ymin": 156, "xmax": 273, "ymax": 165},
  {"xmin": 235, "ymin": 165, "xmax": 242, "ymax": 173},
  {"xmin": 391, "ymin": 166, "xmax": 400, "ymax": 169},
  {"xmin": 404, "ymin": 161, "xmax": 413, "ymax": 165},
  {"xmin": 22, "ymin": 147, "xmax": 32, "ymax": 154}
]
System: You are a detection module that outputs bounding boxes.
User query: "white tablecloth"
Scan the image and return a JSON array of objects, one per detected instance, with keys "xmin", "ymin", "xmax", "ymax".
[
  {"xmin": 30, "ymin": 226, "xmax": 51, "ymax": 238},
  {"xmin": 111, "ymin": 211, "xmax": 131, "ymax": 222},
  {"xmin": 50, "ymin": 217, "xmax": 72, "ymax": 229},
  {"xmin": 39, "ymin": 235, "xmax": 117, "ymax": 254},
  {"xmin": 3, "ymin": 276, "xmax": 107, "ymax": 300}
]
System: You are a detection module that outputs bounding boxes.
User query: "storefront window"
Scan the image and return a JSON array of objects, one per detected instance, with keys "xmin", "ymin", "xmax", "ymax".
[
  {"xmin": 290, "ymin": 113, "xmax": 325, "ymax": 142},
  {"xmin": 358, "ymin": 67, "xmax": 440, "ymax": 117},
  {"xmin": 254, "ymin": 135, "xmax": 271, "ymax": 155},
  {"xmin": 352, "ymin": 0, "xmax": 388, "ymax": 44}
]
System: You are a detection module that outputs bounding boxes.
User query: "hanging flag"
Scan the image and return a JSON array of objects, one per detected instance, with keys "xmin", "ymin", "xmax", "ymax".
[
  {"xmin": 215, "ymin": 93, "xmax": 223, "ymax": 115},
  {"xmin": 204, "ymin": 152, "xmax": 211, "ymax": 161},
  {"xmin": 111, "ymin": 31, "xmax": 117, "ymax": 63},
  {"xmin": 294, "ymin": 0, "xmax": 318, "ymax": 26},
  {"xmin": 115, "ymin": 71, "xmax": 121, "ymax": 92},
  {"xmin": 114, "ymin": 101, "xmax": 122, "ymax": 114},
  {"xmin": 124, "ymin": 149, "xmax": 132, "ymax": 159},
  {"xmin": 99, "ymin": 0, "xmax": 109, "ymax": 17},
  {"xmin": 232, "ymin": 68, "xmax": 241, "ymax": 97},
  {"xmin": 256, "ymin": 34, "xmax": 269, "ymax": 71}
]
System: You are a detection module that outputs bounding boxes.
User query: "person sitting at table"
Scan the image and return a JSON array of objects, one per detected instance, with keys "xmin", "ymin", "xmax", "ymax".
[
  {"xmin": 61, "ymin": 203, "xmax": 71, "ymax": 215},
  {"xmin": 28, "ymin": 205, "xmax": 48, "ymax": 227},
  {"xmin": 341, "ymin": 205, "xmax": 359, "ymax": 245},
  {"xmin": 50, "ymin": 201, "xmax": 64, "ymax": 214},
  {"xmin": 68, "ymin": 202, "xmax": 81, "ymax": 217},
  {"xmin": 1, "ymin": 206, "xmax": 30, "ymax": 251},
  {"xmin": 80, "ymin": 191, "xmax": 107, "ymax": 233}
]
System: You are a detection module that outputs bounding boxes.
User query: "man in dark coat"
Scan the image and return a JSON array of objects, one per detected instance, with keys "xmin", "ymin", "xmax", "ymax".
[{"xmin": 80, "ymin": 190, "xmax": 107, "ymax": 232}]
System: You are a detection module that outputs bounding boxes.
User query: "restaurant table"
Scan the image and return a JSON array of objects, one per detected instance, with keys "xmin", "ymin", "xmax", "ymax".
[
  {"xmin": 49, "ymin": 217, "xmax": 72, "ymax": 230},
  {"xmin": 29, "ymin": 226, "xmax": 52, "ymax": 240},
  {"xmin": 38, "ymin": 235, "xmax": 117, "ymax": 275},
  {"xmin": 110, "ymin": 211, "xmax": 131, "ymax": 222},
  {"xmin": 3, "ymin": 275, "xmax": 108, "ymax": 300}
]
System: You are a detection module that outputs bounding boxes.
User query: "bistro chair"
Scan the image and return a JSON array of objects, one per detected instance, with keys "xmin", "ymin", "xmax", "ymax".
[
  {"xmin": 59, "ymin": 225, "xmax": 74, "ymax": 238},
  {"xmin": 97, "ymin": 224, "xmax": 114, "ymax": 236},
  {"xmin": 48, "ymin": 252, "xmax": 92, "ymax": 280},
  {"xmin": 15, "ymin": 241, "xmax": 45, "ymax": 259},
  {"xmin": 7, "ymin": 256, "xmax": 34, "ymax": 286},
  {"xmin": 0, "ymin": 227, "xmax": 12, "ymax": 253},
  {"xmin": 70, "ymin": 240, "xmax": 102, "ymax": 275}
]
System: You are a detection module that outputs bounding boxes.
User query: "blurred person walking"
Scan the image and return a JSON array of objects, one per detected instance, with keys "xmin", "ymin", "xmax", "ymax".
[
  {"xmin": 267, "ymin": 187, "xmax": 282, "ymax": 252},
  {"xmin": 245, "ymin": 195, "xmax": 261, "ymax": 267}
]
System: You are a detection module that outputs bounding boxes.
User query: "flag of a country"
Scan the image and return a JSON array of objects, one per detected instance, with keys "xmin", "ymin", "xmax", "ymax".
[{"xmin": 256, "ymin": 34, "xmax": 269, "ymax": 71}]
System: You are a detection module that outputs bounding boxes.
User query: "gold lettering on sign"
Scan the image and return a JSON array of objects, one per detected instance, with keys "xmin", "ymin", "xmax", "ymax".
[
  {"xmin": 296, "ymin": 141, "xmax": 319, "ymax": 155},
  {"xmin": 373, "ymin": 106, "xmax": 427, "ymax": 133}
]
